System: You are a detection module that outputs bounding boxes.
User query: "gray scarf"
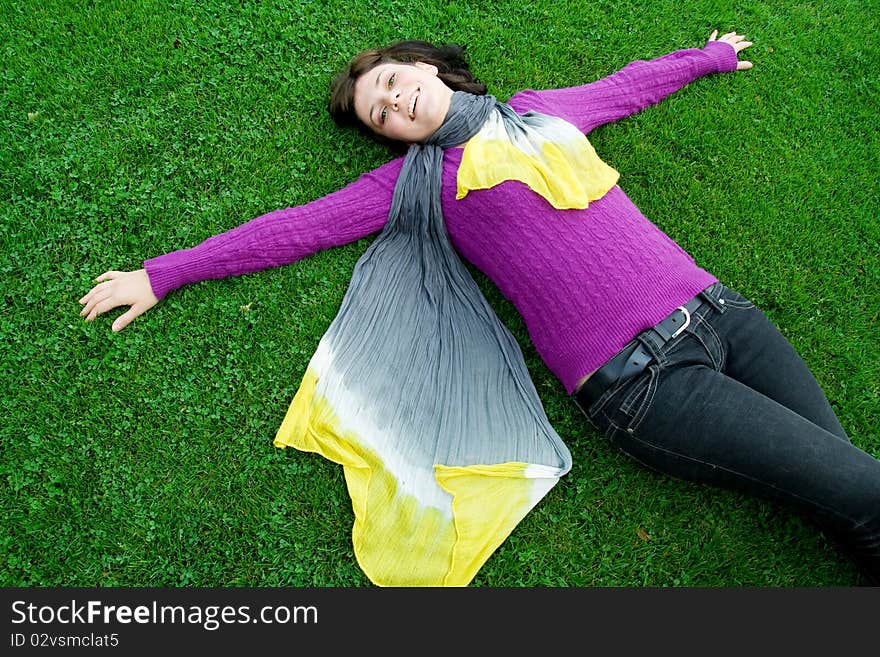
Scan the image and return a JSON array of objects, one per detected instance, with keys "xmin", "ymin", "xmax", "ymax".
[{"xmin": 275, "ymin": 92, "xmax": 573, "ymax": 586}]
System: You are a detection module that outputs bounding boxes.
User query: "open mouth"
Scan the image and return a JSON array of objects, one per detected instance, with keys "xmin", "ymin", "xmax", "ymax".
[{"xmin": 408, "ymin": 89, "xmax": 420, "ymax": 120}]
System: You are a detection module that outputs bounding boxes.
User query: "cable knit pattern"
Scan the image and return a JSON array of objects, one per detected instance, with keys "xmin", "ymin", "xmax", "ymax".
[{"xmin": 144, "ymin": 41, "xmax": 738, "ymax": 393}]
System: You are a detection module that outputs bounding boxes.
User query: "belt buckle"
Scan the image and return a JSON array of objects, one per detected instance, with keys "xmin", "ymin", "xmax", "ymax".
[{"xmin": 670, "ymin": 305, "xmax": 691, "ymax": 339}]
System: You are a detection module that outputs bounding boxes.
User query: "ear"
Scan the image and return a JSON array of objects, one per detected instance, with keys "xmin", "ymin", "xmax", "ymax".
[{"xmin": 413, "ymin": 61, "xmax": 439, "ymax": 76}]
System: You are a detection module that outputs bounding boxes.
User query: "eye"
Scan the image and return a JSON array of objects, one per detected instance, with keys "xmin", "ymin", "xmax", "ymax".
[
  {"xmin": 387, "ymin": 73, "xmax": 396, "ymax": 88},
  {"xmin": 380, "ymin": 107, "xmax": 388, "ymax": 124}
]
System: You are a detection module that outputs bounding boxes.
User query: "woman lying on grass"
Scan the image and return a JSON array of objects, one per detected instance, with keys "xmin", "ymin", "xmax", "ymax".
[{"xmin": 79, "ymin": 29, "xmax": 879, "ymax": 586}]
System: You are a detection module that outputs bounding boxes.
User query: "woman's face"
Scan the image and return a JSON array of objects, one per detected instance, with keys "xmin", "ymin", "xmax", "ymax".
[{"xmin": 353, "ymin": 61, "xmax": 454, "ymax": 144}]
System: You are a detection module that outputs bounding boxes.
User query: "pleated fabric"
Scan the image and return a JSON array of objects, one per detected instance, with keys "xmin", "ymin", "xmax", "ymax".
[{"xmin": 275, "ymin": 92, "xmax": 616, "ymax": 586}]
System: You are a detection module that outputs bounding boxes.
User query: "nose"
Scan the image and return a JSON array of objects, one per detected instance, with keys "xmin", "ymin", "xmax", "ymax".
[{"xmin": 388, "ymin": 89, "xmax": 400, "ymax": 111}]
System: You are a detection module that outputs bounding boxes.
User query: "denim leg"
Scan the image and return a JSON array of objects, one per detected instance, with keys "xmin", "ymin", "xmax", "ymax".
[
  {"xmin": 615, "ymin": 365, "xmax": 880, "ymax": 581},
  {"xmin": 712, "ymin": 289, "xmax": 849, "ymax": 441},
  {"xmin": 585, "ymin": 285, "xmax": 880, "ymax": 583}
]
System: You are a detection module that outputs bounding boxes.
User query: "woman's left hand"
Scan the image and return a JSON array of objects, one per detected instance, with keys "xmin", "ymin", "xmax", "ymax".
[{"xmin": 707, "ymin": 29, "xmax": 753, "ymax": 70}]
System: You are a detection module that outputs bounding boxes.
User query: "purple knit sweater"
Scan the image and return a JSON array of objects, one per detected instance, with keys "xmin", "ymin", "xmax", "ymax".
[{"xmin": 145, "ymin": 42, "xmax": 739, "ymax": 393}]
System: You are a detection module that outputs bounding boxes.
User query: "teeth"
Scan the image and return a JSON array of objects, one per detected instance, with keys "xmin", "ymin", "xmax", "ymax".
[{"xmin": 408, "ymin": 90, "xmax": 419, "ymax": 119}]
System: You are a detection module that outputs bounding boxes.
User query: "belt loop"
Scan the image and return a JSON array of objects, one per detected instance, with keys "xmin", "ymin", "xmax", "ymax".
[
  {"xmin": 636, "ymin": 330, "xmax": 665, "ymax": 363},
  {"xmin": 699, "ymin": 283, "xmax": 726, "ymax": 314}
]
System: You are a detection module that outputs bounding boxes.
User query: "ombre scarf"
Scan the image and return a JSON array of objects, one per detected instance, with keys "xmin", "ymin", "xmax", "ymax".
[{"xmin": 274, "ymin": 92, "xmax": 618, "ymax": 586}]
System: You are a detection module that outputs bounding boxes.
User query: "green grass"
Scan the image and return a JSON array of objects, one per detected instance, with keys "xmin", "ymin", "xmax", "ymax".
[{"xmin": 2, "ymin": 0, "xmax": 877, "ymax": 587}]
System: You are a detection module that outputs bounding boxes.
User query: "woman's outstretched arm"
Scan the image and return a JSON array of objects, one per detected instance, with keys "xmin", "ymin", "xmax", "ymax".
[
  {"xmin": 509, "ymin": 30, "xmax": 753, "ymax": 134},
  {"xmin": 79, "ymin": 156, "xmax": 404, "ymax": 331}
]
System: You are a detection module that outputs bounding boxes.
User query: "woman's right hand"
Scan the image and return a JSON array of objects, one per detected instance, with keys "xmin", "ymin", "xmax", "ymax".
[{"xmin": 78, "ymin": 268, "xmax": 159, "ymax": 332}]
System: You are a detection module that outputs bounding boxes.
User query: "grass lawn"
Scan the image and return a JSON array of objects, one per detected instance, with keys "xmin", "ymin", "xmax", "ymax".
[{"xmin": 2, "ymin": 0, "xmax": 877, "ymax": 587}]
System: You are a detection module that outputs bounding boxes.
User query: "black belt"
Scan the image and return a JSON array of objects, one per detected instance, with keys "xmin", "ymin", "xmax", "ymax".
[{"xmin": 574, "ymin": 294, "xmax": 707, "ymax": 412}]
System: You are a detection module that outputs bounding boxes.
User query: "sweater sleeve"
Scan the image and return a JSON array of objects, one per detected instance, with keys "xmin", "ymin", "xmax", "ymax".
[
  {"xmin": 507, "ymin": 41, "xmax": 739, "ymax": 134},
  {"xmin": 143, "ymin": 156, "xmax": 403, "ymax": 300}
]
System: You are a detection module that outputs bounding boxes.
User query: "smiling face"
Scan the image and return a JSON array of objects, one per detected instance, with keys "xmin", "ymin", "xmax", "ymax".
[{"xmin": 353, "ymin": 61, "xmax": 454, "ymax": 144}]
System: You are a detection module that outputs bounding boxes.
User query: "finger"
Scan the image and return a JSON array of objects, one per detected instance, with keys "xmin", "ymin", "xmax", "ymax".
[
  {"xmin": 80, "ymin": 289, "xmax": 111, "ymax": 317},
  {"xmin": 736, "ymin": 60, "xmax": 753, "ymax": 70},
  {"xmin": 112, "ymin": 307, "xmax": 141, "ymax": 332},
  {"xmin": 79, "ymin": 280, "xmax": 112, "ymax": 307},
  {"xmin": 86, "ymin": 297, "xmax": 123, "ymax": 322},
  {"xmin": 94, "ymin": 270, "xmax": 122, "ymax": 283},
  {"xmin": 709, "ymin": 29, "xmax": 718, "ymax": 41}
]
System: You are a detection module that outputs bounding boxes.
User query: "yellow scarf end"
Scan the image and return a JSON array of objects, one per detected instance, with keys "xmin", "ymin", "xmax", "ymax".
[{"xmin": 456, "ymin": 125, "xmax": 620, "ymax": 210}]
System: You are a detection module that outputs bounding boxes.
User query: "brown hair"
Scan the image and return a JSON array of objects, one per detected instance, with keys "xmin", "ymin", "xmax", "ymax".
[{"xmin": 329, "ymin": 40, "xmax": 488, "ymax": 152}]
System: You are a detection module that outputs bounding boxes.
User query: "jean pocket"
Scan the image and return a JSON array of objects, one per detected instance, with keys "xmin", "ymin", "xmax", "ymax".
[{"xmin": 605, "ymin": 365, "xmax": 659, "ymax": 436}]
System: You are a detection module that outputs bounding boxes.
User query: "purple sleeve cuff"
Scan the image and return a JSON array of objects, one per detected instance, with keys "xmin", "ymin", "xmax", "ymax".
[
  {"xmin": 143, "ymin": 256, "xmax": 170, "ymax": 301},
  {"xmin": 143, "ymin": 250, "xmax": 199, "ymax": 301},
  {"xmin": 703, "ymin": 40, "xmax": 740, "ymax": 73}
]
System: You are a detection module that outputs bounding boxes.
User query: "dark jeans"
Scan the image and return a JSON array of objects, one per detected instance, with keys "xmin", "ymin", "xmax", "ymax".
[{"xmin": 581, "ymin": 282, "xmax": 880, "ymax": 584}]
